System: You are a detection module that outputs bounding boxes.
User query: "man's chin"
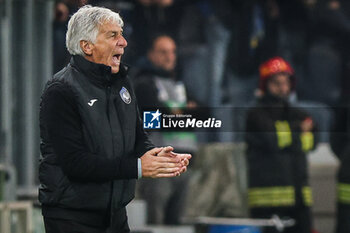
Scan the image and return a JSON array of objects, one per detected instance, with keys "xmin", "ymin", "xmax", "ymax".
[{"xmin": 111, "ymin": 66, "xmax": 120, "ymax": 74}]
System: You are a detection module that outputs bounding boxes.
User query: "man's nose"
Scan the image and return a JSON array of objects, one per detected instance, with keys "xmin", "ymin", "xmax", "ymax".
[{"xmin": 117, "ymin": 36, "xmax": 127, "ymax": 48}]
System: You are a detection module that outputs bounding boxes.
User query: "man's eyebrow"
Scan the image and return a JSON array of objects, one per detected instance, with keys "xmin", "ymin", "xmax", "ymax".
[{"xmin": 108, "ymin": 30, "xmax": 123, "ymax": 35}]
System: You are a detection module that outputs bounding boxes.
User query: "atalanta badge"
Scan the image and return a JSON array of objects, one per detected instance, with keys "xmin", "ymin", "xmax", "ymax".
[{"xmin": 119, "ymin": 86, "xmax": 131, "ymax": 104}]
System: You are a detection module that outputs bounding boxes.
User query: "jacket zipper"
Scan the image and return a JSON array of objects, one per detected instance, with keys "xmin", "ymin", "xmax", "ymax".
[{"xmin": 106, "ymin": 85, "xmax": 115, "ymax": 224}]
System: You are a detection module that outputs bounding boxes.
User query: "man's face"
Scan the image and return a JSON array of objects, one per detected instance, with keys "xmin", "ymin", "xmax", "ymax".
[
  {"xmin": 148, "ymin": 36, "xmax": 176, "ymax": 72},
  {"xmin": 83, "ymin": 21, "xmax": 127, "ymax": 74},
  {"xmin": 266, "ymin": 73, "xmax": 291, "ymax": 98}
]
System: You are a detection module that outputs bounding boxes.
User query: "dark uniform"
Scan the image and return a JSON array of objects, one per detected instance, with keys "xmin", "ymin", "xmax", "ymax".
[
  {"xmin": 330, "ymin": 101, "xmax": 350, "ymax": 233},
  {"xmin": 246, "ymin": 94, "xmax": 316, "ymax": 233}
]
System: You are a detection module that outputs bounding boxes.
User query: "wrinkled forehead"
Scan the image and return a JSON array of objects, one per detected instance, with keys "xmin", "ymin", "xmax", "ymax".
[{"xmin": 97, "ymin": 19, "xmax": 123, "ymax": 33}]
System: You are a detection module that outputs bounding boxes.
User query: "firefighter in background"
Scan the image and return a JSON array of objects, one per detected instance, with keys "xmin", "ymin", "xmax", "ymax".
[
  {"xmin": 330, "ymin": 98, "xmax": 350, "ymax": 233},
  {"xmin": 245, "ymin": 57, "xmax": 318, "ymax": 233}
]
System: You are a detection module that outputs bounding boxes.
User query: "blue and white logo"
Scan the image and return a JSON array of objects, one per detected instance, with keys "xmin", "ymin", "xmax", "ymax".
[
  {"xmin": 143, "ymin": 109, "xmax": 162, "ymax": 129},
  {"xmin": 119, "ymin": 87, "xmax": 131, "ymax": 104}
]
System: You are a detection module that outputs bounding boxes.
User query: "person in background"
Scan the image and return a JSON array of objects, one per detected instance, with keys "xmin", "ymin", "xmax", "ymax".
[
  {"xmin": 53, "ymin": 1, "xmax": 70, "ymax": 73},
  {"xmin": 133, "ymin": 34, "xmax": 198, "ymax": 225},
  {"xmin": 245, "ymin": 57, "xmax": 318, "ymax": 233},
  {"xmin": 330, "ymin": 91, "xmax": 350, "ymax": 233}
]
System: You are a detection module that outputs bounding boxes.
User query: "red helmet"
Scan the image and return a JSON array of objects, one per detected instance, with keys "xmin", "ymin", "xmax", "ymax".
[{"xmin": 259, "ymin": 57, "xmax": 295, "ymax": 91}]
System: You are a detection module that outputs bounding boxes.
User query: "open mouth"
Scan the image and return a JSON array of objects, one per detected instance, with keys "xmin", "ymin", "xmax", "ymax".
[{"xmin": 112, "ymin": 54, "xmax": 122, "ymax": 64}]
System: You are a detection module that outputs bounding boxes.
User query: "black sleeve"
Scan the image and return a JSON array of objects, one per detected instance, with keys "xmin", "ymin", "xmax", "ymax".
[
  {"xmin": 41, "ymin": 83, "xmax": 138, "ymax": 182},
  {"xmin": 127, "ymin": 77, "xmax": 155, "ymax": 156},
  {"xmin": 289, "ymin": 107, "xmax": 319, "ymax": 151},
  {"xmin": 134, "ymin": 105, "xmax": 155, "ymax": 157}
]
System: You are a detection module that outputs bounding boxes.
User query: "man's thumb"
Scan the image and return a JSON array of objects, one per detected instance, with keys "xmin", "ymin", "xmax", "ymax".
[{"xmin": 148, "ymin": 147, "xmax": 163, "ymax": 155}]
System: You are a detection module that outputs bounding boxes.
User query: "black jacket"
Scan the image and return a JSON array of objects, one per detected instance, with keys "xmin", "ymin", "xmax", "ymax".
[
  {"xmin": 245, "ymin": 95, "xmax": 317, "ymax": 209},
  {"xmin": 330, "ymin": 102, "xmax": 350, "ymax": 184},
  {"xmin": 39, "ymin": 55, "xmax": 153, "ymax": 226}
]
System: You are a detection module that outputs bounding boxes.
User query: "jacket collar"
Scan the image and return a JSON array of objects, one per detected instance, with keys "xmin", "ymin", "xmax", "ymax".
[{"xmin": 70, "ymin": 55, "xmax": 129, "ymax": 86}]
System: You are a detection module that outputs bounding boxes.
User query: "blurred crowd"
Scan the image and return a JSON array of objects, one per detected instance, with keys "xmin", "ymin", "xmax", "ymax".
[
  {"xmin": 53, "ymin": 0, "xmax": 350, "ymax": 144},
  {"xmin": 54, "ymin": 0, "xmax": 350, "ymax": 107}
]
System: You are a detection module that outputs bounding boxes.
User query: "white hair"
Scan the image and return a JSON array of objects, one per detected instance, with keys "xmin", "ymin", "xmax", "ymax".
[{"xmin": 66, "ymin": 5, "xmax": 124, "ymax": 56}]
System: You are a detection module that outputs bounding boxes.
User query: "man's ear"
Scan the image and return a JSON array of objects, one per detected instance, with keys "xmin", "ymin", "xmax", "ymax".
[{"xmin": 80, "ymin": 40, "xmax": 94, "ymax": 56}]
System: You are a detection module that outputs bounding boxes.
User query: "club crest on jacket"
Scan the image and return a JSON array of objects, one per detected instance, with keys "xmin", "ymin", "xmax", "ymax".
[{"xmin": 120, "ymin": 87, "xmax": 131, "ymax": 104}]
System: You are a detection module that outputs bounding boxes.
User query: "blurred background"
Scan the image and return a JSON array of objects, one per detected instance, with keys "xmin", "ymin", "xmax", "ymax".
[{"xmin": 0, "ymin": 0, "xmax": 349, "ymax": 232}]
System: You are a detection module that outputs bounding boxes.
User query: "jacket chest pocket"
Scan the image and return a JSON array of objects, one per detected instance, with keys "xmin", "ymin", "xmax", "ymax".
[{"xmin": 113, "ymin": 96, "xmax": 137, "ymax": 151}]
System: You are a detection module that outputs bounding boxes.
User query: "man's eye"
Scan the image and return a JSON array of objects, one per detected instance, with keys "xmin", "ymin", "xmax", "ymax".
[{"xmin": 111, "ymin": 32, "xmax": 122, "ymax": 38}]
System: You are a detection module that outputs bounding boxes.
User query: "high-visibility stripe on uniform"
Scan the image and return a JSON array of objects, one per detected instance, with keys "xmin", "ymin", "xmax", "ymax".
[
  {"xmin": 302, "ymin": 186, "xmax": 313, "ymax": 206},
  {"xmin": 300, "ymin": 132, "xmax": 314, "ymax": 152},
  {"xmin": 248, "ymin": 186, "xmax": 295, "ymax": 207},
  {"xmin": 275, "ymin": 121, "xmax": 292, "ymax": 149},
  {"xmin": 338, "ymin": 183, "xmax": 350, "ymax": 204}
]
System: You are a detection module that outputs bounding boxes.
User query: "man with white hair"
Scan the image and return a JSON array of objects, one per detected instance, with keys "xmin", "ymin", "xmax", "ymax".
[{"xmin": 39, "ymin": 5, "xmax": 190, "ymax": 233}]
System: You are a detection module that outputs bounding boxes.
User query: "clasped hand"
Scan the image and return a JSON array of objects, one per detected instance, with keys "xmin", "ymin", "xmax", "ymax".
[{"xmin": 140, "ymin": 146, "xmax": 191, "ymax": 178}]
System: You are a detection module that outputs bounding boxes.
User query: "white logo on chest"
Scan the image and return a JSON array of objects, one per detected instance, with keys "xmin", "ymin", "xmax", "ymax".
[{"xmin": 88, "ymin": 99, "xmax": 98, "ymax": 106}]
